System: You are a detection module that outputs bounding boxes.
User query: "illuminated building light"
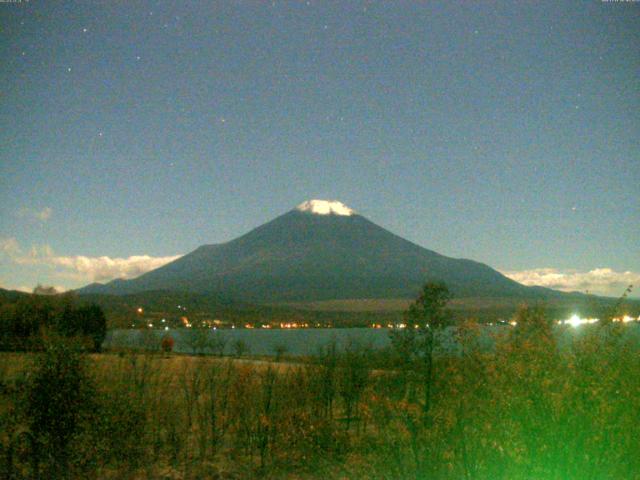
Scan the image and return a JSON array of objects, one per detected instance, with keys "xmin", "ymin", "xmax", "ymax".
[
  {"xmin": 566, "ymin": 314, "xmax": 582, "ymax": 328},
  {"xmin": 564, "ymin": 314, "xmax": 599, "ymax": 327},
  {"xmin": 612, "ymin": 315, "xmax": 634, "ymax": 323}
]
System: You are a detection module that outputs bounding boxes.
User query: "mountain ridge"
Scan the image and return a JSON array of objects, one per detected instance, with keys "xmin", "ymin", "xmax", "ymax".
[{"xmin": 77, "ymin": 202, "xmax": 572, "ymax": 302}]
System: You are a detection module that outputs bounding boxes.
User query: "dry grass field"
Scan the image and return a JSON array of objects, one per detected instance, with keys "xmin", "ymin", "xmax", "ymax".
[{"xmin": 2, "ymin": 308, "xmax": 640, "ymax": 479}]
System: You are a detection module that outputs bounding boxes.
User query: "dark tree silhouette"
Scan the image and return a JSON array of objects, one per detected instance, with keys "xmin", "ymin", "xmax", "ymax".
[{"xmin": 391, "ymin": 281, "xmax": 452, "ymax": 423}]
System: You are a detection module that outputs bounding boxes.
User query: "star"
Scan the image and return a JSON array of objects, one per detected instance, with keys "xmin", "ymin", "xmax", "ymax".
[{"xmin": 82, "ymin": 28, "xmax": 88, "ymax": 33}]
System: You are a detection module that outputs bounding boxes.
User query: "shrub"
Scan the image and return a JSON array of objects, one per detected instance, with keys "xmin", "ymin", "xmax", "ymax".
[
  {"xmin": 24, "ymin": 338, "xmax": 95, "ymax": 477},
  {"xmin": 161, "ymin": 335, "xmax": 174, "ymax": 355}
]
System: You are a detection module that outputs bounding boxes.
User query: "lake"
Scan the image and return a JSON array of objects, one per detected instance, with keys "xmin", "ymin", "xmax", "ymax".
[{"xmin": 104, "ymin": 323, "xmax": 640, "ymax": 356}]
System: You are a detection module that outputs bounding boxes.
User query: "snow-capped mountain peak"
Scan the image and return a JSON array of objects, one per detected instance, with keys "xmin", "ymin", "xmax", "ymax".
[{"xmin": 296, "ymin": 199, "xmax": 355, "ymax": 216}]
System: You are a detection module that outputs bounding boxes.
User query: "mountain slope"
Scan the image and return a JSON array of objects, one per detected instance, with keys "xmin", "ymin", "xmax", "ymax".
[{"xmin": 78, "ymin": 201, "xmax": 562, "ymax": 302}]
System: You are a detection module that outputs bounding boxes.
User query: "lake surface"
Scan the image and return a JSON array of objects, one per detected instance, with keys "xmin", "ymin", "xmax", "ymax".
[
  {"xmin": 105, "ymin": 328, "xmax": 393, "ymax": 356},
  {"xmin": 104, "ymin": 324, "xmax": 640, "ymax": 356}
]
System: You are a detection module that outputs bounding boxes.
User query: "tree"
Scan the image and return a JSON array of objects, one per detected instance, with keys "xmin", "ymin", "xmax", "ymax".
[
  {"xmin": 184, "ymin": 327, "xmax": 211, "ymax": 355},
  {"xmin": 337, "ymin": 340, "xmax": 370, "ymax": 430},
  {"xmin": 54, "ymin": 303, "xmax": 107, "ymax": 352},
  {"xmin": 273, "ymin": 343, "xmax": 288, "ymax": 362},
  {"xmin": 210, "ymin": 331, "xmax": 228, "ymax": 357},
  {"xmin": 79, "ymin": 304, "xmax": 107, "ymax": 352},
  {"xmin": 233, "ymin": 339, "xmax": 249, "ymax": 358},
  {"xmin": 391, "ymin": 281, "xmax": 452, "ymax": 423},
  {"xmin": 161, "ymin": 335, "xmax": 175, "ymax": 355},
  {"xmin": 25, "ymin": 339, "xmax": 95, "ymax": 477}
]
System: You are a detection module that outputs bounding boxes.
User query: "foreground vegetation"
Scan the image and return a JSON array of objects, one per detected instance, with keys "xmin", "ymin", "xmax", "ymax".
[
  {"xmin": 0, "ymin": 293, "xmax": 106, "ymax": 352},
  {"xmin": 1, "ymin": 285, "xmax": 638, "ymax": 479}
]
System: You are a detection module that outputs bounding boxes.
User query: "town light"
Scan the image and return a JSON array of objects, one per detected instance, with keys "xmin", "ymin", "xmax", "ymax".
[{"xmin": 567, "ymin": 314, "xmax": 582, "ymax": 328}]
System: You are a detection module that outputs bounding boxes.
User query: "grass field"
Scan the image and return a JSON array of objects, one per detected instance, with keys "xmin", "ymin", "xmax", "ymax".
[{"xmin": 2, "ymin": 309, "xmax": 640, "ymax": 479}]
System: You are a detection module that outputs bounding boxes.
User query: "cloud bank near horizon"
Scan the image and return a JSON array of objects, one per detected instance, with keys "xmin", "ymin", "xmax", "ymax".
[
  {"xmin": 1, "ymin": 237, "xmax": 637, "ymax": 297},
  {"xmin": 0, "ymin": 237, "xmax": 182, "ymax": 285},
  {"xmin": 502, "ymin": 268, "xmax": 639, "ymax": 297}
]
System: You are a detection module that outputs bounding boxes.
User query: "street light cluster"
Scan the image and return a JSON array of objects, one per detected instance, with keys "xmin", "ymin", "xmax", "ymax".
[{"xmin": 561, "ymin": 314, "xmax": 639, "ymax": 328}]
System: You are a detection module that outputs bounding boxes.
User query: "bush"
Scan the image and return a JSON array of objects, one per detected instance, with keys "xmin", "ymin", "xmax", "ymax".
[
  {"xmin": 0, "ymin": 295, "xmax": 107, "ymax": 352},
  {"xmin": 161, "ymin": 335, "xmax": 174, "ymax": 354},
  {"xmin": 24, "ymin": 338, "xmax": 96, "ymax": 477}
]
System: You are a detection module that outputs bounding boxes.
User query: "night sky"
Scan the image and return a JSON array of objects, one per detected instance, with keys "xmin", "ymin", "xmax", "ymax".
[{"xmin": 1, "ymin": 1, "xmax": 638, "ymax": 297}]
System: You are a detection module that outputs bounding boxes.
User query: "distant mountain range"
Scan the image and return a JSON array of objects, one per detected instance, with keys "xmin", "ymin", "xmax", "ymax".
[{"xmin": 77, "ymin": 200, "xmax": 567, "ymax": 303}]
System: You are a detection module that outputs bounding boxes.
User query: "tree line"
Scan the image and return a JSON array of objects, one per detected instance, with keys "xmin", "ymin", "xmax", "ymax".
[{"xmin": 0, "ymin": 293, "xmax": 106, "ymax": 352}]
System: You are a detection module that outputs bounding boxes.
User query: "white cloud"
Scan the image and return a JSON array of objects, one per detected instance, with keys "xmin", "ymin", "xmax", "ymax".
[
  {"xmin": 0, "ymin": 237, "xmax": 21, "ymax": 257},
  {"xmin": 502, "ymin": 268, "xmax": 639, "ymax": 297},
  {"xmin": 0, "ymin": 237, "xmax": 182, "ymax": 283},
  {"xmin": 48, "ymin": 254, "xmax": 183, "ymax": 282},
  {"xmin": 17, "ymin": 207, "xmax": 53, "ymax": 222}
]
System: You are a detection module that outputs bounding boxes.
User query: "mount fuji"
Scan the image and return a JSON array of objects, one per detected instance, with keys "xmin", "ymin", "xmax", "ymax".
[{"xmin": 77, "ymin": 200, "xmax": 561, "ymax": 303}]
